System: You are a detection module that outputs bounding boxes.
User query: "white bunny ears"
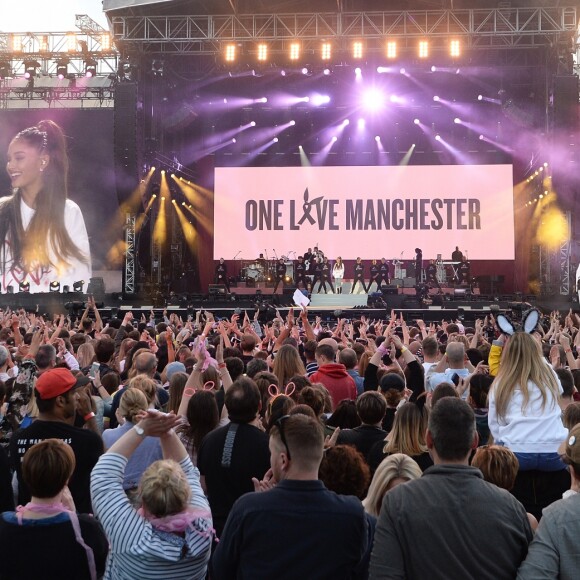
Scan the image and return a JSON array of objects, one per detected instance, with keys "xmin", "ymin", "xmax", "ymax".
[{"xmin": 496, "ymin": 308, "xmax": 541, "ymax": 336}]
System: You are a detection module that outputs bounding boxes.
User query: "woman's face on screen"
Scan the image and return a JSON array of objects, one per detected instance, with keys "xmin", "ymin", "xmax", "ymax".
[{"xmin": 6, "ymin": 138, "xmax": 45, "ymax": 194}]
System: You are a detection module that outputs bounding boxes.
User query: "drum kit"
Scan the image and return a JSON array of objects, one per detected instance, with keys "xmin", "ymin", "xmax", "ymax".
[{"xmin": 239, "ymin": 255, "xmax": 295, "ymax": 283}]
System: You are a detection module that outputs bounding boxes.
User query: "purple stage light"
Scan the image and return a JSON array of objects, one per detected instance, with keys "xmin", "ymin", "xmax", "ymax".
[
  {"xmin": 355, "ymin": 67, "xmax": 362, "ymax": 77},
  {"xmin": 311, "ymin": 94, "xmax": 330, "ymax": 106},
  {"xmin": 232, "ymin": 138, "xmax": 236, "ymax": 143},
  {"xmin": 414, "ymin": 118, "xmax": 420, "ymax": 125},
  {"xmin": 273, "ymin": 137, "xmax": 279, "ymax": 143},
  {"xmin": 375, "ymin": 135, "xmax": 381, "ymax": 142},
  {"xmin": 454, "ymin": 118, "xmax": 461, "ymax": 124},
  {"xmin": 331, "ymin": 136, "xmax": 338, "ymax": 143},
  {"xmin": 435, "ymin": 134, "xmax": 441, "ymax": 141},
  {"xmin": 281, "ymin": 70, "xmax": 286, "ymax": 76},
  {"xmin": 250, "ymin": 121, "xmax": 256, "ymax": 127},
  {"xmin": 301, "ymin": 67, "xmax": 309, "ymax": 75},
  {"xmin": 323, "ymin": 68, "xmax": 331, "ymax": 76},
  {"xmin": 357, "ymin": 118, "xmax": 366, "ymax": 129},
  {"xmin": 290, "ymin": 120, "xmax": 296, "ymax": 126},
  {"xmin": 342, "ymin": 119, "xmax": 350, "ymax": 127},
  {"xmin": 433, "ymin": 95, "xmax": 440, "ymax": 102},
  {"xmin": 362, "ymin": 88, "xmax": 384, "ymax": 111}
]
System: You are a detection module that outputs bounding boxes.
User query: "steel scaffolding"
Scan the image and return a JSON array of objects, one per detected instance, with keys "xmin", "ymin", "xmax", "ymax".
[
  {"xmin": 124, "ymin": 214, "xmax": 136, "ymax": 295},
  {"xmin": 108, "ymin": 7, "xmax": 578, "ymax": 54}
]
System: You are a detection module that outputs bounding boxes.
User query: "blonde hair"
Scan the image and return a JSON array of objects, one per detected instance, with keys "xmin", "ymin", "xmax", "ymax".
[
  {"xmin": 492, "ymin": 332, "xmax": 560, "ymax": 421},
  {"xmin": 273, "ymin": 344, "xmax": 306, "ymax": 387},
  {"xmin": 76, "ymin": 342, "xmax": 96, "ymax": 368},
  {"xmin": 363, "ymin": 453, "xmax": 422, "ymax": 517},
  {"xmin": 139, "ymin": 459, "xmax": 191, "ymax": 518},
  {"xmin": 119, "ymin": 388, "xmax": 148, "ymax": 423},
  {"xmin": 127, "ymin": 375, "xmax": 158, "ymax": 407},
  {"xmin": 383, "ymin": 403, "xmax": 428, "ymax": 456}
]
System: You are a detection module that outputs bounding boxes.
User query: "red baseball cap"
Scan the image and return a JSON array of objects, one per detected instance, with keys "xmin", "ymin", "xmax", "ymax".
[{"xmin": 35, "ymin": 368, "xmax": 77, "ymax": 400}]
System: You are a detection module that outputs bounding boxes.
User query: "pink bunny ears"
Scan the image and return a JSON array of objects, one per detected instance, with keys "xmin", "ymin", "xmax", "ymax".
[{"xmin": 268, "ymin": 382, "xmax": 296, "ymax": 399}]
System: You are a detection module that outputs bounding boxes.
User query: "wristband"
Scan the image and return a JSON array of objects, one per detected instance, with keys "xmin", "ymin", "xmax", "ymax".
[
  {"xmin": 184, "ymin": 388, "xmax": 196, "ymax": 398},
  {"xmin": 565, "ymin": 348, "xmax": 572, "ymax": 353},
  {"xmin": 377, "ymin": 344, "xmax": 388, "ymax": 355},
  {"xmin": 218, "ymin": 362, "xmax": 227, "ymax": 368},
  {"xmin": 401, "ymin": 346, "xmax": 408, "ymax": 353},
  {"xmin": 83, "ymin": 411, "xmax": 95, "ymax": 421}
]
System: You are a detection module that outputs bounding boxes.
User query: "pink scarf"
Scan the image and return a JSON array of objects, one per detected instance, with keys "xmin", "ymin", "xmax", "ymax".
[
  {"xmin": 137, "ymin": 506, "xmax": 214, "ymax": 537},
  {"xmin": 16, "ymin": 502, "xmax": 97, "ymax": 580}
]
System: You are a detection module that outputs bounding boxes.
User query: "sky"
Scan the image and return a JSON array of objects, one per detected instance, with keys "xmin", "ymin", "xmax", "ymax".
[{"xmin": 1, "ymin": 0, "xmax": 109, "ymax": 32}]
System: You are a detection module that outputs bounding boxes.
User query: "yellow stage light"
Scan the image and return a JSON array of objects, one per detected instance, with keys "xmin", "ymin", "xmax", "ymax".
[
  {"xmin": 225, "ymin": 44, "xmax": 236, "ymax": 63},
  {"xmin": 289, "ymin": 43, "xmax": 300, "ymax": 61},
  {"xmin": 321, "ymin": 43, "xmax": 332, "ymax": 61},
  {"xmin": 386, "ymin": 41, "xmax": 397, "ymax": 59},
  {"xmin": 450, "ymin": 39, "xmax": 461, "ymax": 58},
  {"xmin": 352, "ymin": 42, "xmax": 363, "ymax": 59},
  {"xmin": 67, "ymin": 33, "xmax": 77, "ymax": 52},
  {"xmin": 257, "ymin": 43, "xmax": 268, "ymax": 62},
  {"xmin": 418, "ymin": 41, "xmax": 429, "ymax": 59}
]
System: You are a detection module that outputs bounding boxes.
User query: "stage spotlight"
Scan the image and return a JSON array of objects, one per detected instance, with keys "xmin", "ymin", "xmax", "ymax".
[
  {"xmin": 23, "ymin": 60, "xmax": 40, "ymax": 79},
  {"xmin": 414, "ymin": 118, "xmax": 420, "ymax": 124},
  {"xmin": 454, "ymin": 118, "xmax": 461, "ymax": 124},
  {"xmin": 450, "ymin": 39, "xmax": 461, "ymax": 58},
  {"xmin": 435, "ymin": 134, "xmax": 441, "ymax": 141},
  {"xmin": 399, "ymin": 67, "xmax": 406, "ymax": 75},
  {"xmin": 49, "ymin": 281, "xmax": 60, "ymax": 293},
  {"xmin": 151, "ymin": 59, "xmax": 164, "ymax": 76},
  {"xmin": 10, "ymin": 34, "xmax": 23, "ymax": 52},
  {"xmin": 323, "ymin": 68, "xmax": 331, "ymax": 76},
  {"xmin": 256, "ymin": 97, "xmax": 268, "ymax": 103},
  {"xmin": 354, "ymin": 67, "xmax": 362, "ymax": 77},
  {"xmin": 290, "ymin": 43, "xmax": 300, "ymax": 61},
  {"xmin": 321, "ymin": 42, "xmax": 332, "ymax": 61},
  {"xmin": 386, "ymin": 41, "xmax": 397, "ymax": 59},
  {"xmin": 431, "ymin": 65, "xmax": 437, "ymax": 72},
  {"xmin": 56, "ymin": 59, "xmax": 69, "ymax": 79},
  {"xmin": 280, "ymin": 70, "xmax": 286, "ymax": 76},
  {"xmin": 352, "ymin": 42, "xmax": 363, "ymax": 59},
  {"xmin": 357, "ymin": 118, "xmax": 365, "ymax": 129},
  {"xmin": 250, "ymin": 121, "xmax": 256, "ymax": 126},
  {"xmin": 311, "ymin": 94, "xmax": 330, "ymax": 106},
  {"xmin": 342, "ymin": 119, "xmax": 350, "ymax": 127},
  {"xmin": 84, "ymin": 58, "xmax": 97, "ymax": 77},
  {"xmin": 433, "ymin": 95, "xmax": 440, "ymax": 101},
  {"xmin": 331, "ymin": 136, "xmax": 338, "ymax": 143},
  {"xmin": 224, "ymin": 44, "xmax": 236, "ymax": 62},
  {"xmin": 301, "ymin": 67, "xmax": 309, "ymax": 75},
  {"xmin": 232, "ymin": 138, "xmax": 236, "ymax": 143},
  {"xmin": 289, "ymin": 120, "xmax": 296, "ymax": 126},
  {"xmin": 273, "ymin": 137, "xmax": 279, "ymax": 143},
  {"xmin": 19, "ymin": 282, "xmax": 30, "ymax": 293},
  {"xmin": 478, "ymin": 95, "xmax": 483, "ymax": 100},
  {"xmin": 257, "ymin": 43, "xmax": 268, "ymax": 62},
  {"xmin": 73, "ymin": 280, "xmax": 84, "ymax": 292},
  {"xmin": 418, "ymin": 41, "xmax": 429, "ymax": 58},
  {"xmin": 100, "ymin": 33, "xmax": 111, "ymax": 51},
  {"xmin": 362, "ymin": 88, "xmax": 384, "ymax": 111},
  {"xmin": 375, "ymin": 135, "xmax": 381, "ymax": 142},
  {"xmin": 479, "ymin": 134, "xmax": 484, "ymax": 140}
]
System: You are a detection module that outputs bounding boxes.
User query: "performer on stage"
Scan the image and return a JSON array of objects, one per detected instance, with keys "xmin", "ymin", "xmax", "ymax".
[
  {"xmin": 378, "ymin": 258, "xmax": 391, "ymax": 286},
  {"xmin": 414, "ymin": 248, "xmax": 423, "ymax": 285},
  {"xmin": 317, "ymin": 257, "xmax": 335, "ymax": 294},
  {"xmin": 1, "ymin": 119, "xmax": 91, "ymax": 293},
  {"xmin": 351, "ymin": 257, "xmax": 368, "ymax": 294},
  {"xmin": 452, "ymin": 246, "xmax": 464, "ymax": 263},
  {"xmin": 312, "ymin": 260, "xmax": 324, "ymax": 293},
  {"xmin": 214, "ymin": 257, "xmax": 230, "ymax": 292},
  {"xmin": 294, "ymin": 255, "xmax": 309, "ymax": 290},
  {"xmin": 273, "ymin": 257, "xmax": 287, "ymax": 293},
  {"xmin": 333, "ymin": 256, "xmax": 345, "ymax": 294},
  {"xmin": 458, "ymin": 256, "xmax": 471, "ymax": 285},
  {"xmin": 369, "ymin": 259, "xmax": 380, "ymax": 292},
  {"xmin": 426, "ymin": 259, "xmax": 441, "ymax": 291}
]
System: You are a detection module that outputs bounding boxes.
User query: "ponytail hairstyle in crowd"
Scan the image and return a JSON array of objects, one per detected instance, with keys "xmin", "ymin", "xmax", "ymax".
[{"xmin": 0, "ymin": 119, "xmax": 88, "ymax": 273}]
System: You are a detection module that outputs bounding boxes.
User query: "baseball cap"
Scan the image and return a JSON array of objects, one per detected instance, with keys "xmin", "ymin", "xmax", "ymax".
[
  {"xmin": 565, "ymin": 423, "xmax": 580, "ymax": 465},
  {"xmin": 165, "ymin": 361, "xmax": 186, "ymax": 381},
  {"xmin": 379, "ymin": 372, "xmax": 405, "ymax": 392},
  {"xmin": 35, "ymin": 367, "xmax": 78, "ymax": 400}
]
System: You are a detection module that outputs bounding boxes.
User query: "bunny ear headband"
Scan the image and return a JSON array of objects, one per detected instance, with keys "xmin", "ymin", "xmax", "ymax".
[{"xmin": 496, "ymin": 308, "xmax": 540, "ymax": 336}]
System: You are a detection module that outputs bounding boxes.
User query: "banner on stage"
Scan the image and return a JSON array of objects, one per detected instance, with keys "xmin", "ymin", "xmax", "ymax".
[{"xmin": 214, "ymin": 165, "xmax": 515, "ymax": 260}]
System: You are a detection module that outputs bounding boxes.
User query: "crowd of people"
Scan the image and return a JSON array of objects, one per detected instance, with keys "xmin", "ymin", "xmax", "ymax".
[{"xmin": 0, "ymin": 300, "xmax": 579, "ymax": 578}]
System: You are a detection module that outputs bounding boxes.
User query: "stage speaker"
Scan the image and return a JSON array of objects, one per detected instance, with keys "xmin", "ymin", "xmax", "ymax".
[
  {"xmin": 381, "ymin": 285, "xmax": 398, "ymax": 296},
  {"xmin": 391, "ymin": 278, "xmax": 403, "ymax": 287},
  {"xmin": 403, "ymin": 277, "xmax": 416, "ymax": 288},
  {"xmin": 208, "ymin": 284, "xmax": 227, "ymax": 295},
  {"xmin": 553, "ymin": 75, "xmax": 579, "ymax": 129},
  {"xmin": 114, "ymin": 82, "xmax": 141, "ymax": 207}
]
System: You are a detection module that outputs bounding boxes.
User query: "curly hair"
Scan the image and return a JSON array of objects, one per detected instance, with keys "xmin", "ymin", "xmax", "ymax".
[{"xmin": 319, "ymin": 445, "xmax": 370, "ymax": 499}]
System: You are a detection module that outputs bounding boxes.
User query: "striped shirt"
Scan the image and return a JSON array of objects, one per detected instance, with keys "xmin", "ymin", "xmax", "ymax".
[{"xmin": 91, "ymin": 452, "xmax": 212, "ymax": 580}]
